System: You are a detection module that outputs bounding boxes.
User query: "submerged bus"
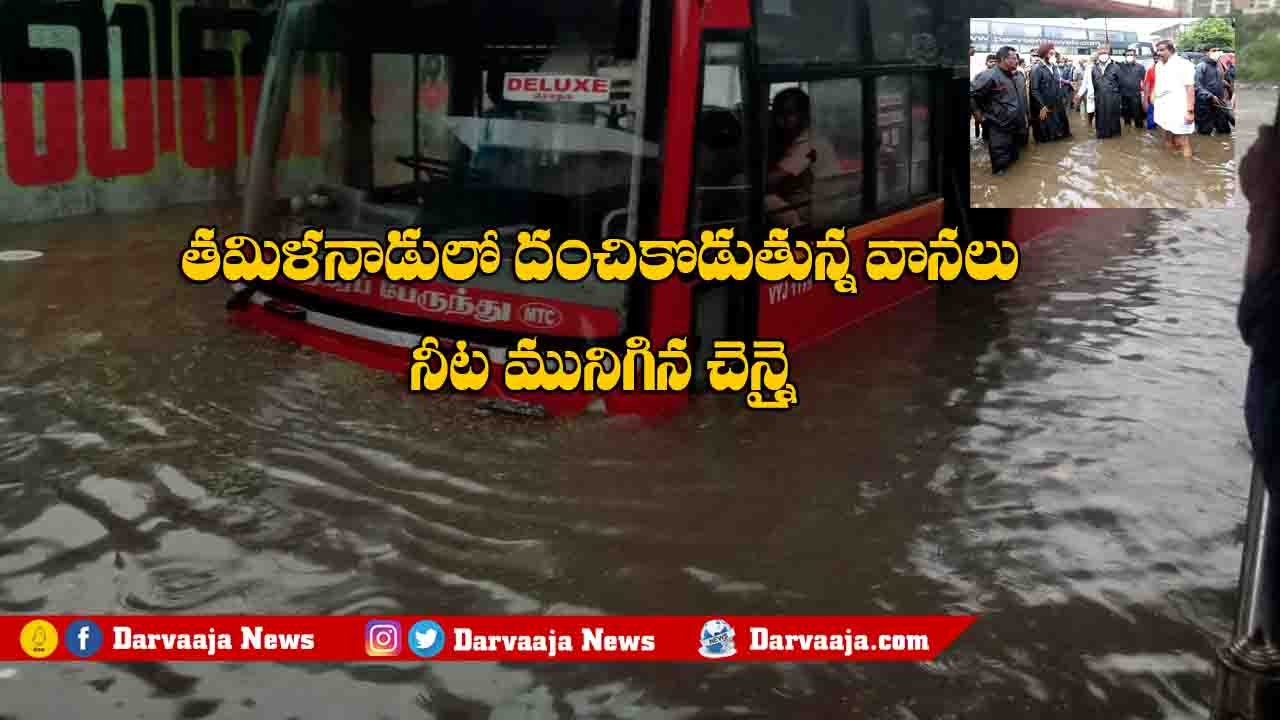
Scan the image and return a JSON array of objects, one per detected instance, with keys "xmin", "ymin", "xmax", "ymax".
[{"xmin": 226, "ymin": 0, "xmax": 1018, "ymax": 416}]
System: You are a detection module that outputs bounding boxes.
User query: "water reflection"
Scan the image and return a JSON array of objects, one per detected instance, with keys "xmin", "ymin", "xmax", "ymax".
[
  {"xmin": 0, "ymin": 88, "xmax": 1271, "ymax": 718},
  {"xmin": 971, "ymin": 105, "xmax": 1236, "ymax": 209}
]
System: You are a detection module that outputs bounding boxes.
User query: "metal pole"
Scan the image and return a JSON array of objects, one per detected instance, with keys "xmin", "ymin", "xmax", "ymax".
[{"xmin": 1213, "ymin": 462, "xmax": 1280, "ymax": 720}]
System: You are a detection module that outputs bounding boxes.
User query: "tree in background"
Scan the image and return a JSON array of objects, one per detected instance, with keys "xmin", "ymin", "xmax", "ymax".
[
  {"xmin": 1177, "ymin": 16, "xmax": 1237, "ymax": 53},
  {"xmin": 1238, "ymin": 11, "xmax": 1280, "ymax": 82}
]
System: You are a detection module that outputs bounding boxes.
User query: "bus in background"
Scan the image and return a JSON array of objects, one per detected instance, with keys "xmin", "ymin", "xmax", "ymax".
[
  {"xmin": 225, "ymin": 0, "xmax": 1086, "ymax": 418},
  {"xmin": 1129, "ymin": 41, "xmax": 1157, "ymax": 71}
]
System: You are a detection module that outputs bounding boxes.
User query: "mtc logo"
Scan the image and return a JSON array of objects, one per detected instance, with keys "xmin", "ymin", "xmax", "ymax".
[
  {"xmin": 520, "ymin": 303, "xmax": 563, "ymax": 330},
  {"xmin": 364, "ymin": 620, "xmax": 402, "ymax": 657},
  {"xmin": 66, "ymin": 619, "xmax": 104, "ymax": 659}
]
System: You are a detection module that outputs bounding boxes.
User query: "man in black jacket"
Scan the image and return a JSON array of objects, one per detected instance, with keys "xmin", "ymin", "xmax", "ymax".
[
  {"xmin": 1029, "ymin": 42, "xmax": 1070, "ymax": 143},
  {"xmin": 1090, "ymin": 45, "xmax": 1124, "ymax": 138},
  {"xmin": 1118, "ymin": 48, "xmax": 1145, "ymax": 128},
  {"xmin": 1195, "ymin": 47, "xmax": 1232, "ymax": 136},
  {"xmin": 971, "ymin": 46, "xmax": 1029, "ymax": 175}
]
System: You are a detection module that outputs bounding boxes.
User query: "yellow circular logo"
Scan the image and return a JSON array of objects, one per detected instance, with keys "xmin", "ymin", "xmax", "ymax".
[{"xmin": 19, "ymin": 620, "xmax": 58, "ymax": 659}]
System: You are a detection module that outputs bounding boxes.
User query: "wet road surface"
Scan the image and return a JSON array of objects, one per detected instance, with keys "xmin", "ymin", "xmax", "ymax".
[
  {"xmin": 0, "ymin": 86, "xmax": 1273, "ymax": 719},
  {"xmin": 971, "ymin": 83, "xmax": 1238, "ymax": 209}
]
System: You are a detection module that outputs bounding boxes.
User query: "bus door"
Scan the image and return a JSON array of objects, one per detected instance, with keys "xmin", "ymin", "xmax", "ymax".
[{"xmin": 688, "ymin": 35, "xmax": 760, "ymax": 390}]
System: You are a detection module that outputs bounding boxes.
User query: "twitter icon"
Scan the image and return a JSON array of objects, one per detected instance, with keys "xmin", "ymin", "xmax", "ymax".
[{"xmin": 408, "ymin": 620, "xmax": 446, "ymax": 659}]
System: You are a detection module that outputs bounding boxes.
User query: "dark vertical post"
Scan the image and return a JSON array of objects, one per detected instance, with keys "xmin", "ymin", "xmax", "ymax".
[
  {"xmin": 412, "ymin": 53, "xmax": 421, "ymax": 190},
  {"xmin": 209, "ymin": 0, "xmax": 238, "ymax": 203},
  {"xmin": 1213, "ymin": 463, "xmax": 1280, "ymax": 720},
  {"xmin": 942, "ymin": 69, "xmax": 970, "ymax": 241}
]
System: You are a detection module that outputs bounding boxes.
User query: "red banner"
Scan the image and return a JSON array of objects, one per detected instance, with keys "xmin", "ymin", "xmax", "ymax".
[{"xmin": 2, "ymin": 615, "xmax": 974, "ymax": 663}]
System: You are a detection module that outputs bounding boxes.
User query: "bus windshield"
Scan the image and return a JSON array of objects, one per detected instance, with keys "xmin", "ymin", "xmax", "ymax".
[{"xmin": 246, "ymin": 0, "xmax": 657, "ymax": 249}]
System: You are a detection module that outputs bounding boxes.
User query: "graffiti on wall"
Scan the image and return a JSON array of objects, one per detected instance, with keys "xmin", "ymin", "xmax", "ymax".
[{"xmin": 0, "ymin": 0, "xmax": 325, "ymax": 223}]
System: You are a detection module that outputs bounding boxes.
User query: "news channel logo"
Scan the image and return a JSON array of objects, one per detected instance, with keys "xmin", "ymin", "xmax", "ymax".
[
  {"xmin": 66, "ymin": 619, "xmax": 104, "ymax": 658},
  {"xmin": 699, "ymin": 618, "xmax": 736, "ymax": 658},
  {"xmin": 18, "ymin": 619, "xmax": 59, "ymax": 659},
  {"xmin": 408, "ymin": 620, "xmax": 446, "ymax": 659},
  {"xmin": 364, "ymin": 619, "xmax": 402, "ymax": 657}
]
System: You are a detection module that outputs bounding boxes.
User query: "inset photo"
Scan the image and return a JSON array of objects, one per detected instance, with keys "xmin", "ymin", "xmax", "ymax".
[{"xmin": 970, "ymin": 16, "xmax": 1237, "ymax": 208}]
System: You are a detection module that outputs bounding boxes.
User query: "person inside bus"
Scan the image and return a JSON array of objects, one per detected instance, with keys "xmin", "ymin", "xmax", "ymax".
[
  {"xmin": 764, "ymin": 87, "xmax": 839, "ymax": 228},
  {"xmin": 1238, "ymin": 121, "xmax": 1280, "ymax": 491},
  {"xmin": 970, "ymin": 46, "xmax": 1028, "ymax": 176}
]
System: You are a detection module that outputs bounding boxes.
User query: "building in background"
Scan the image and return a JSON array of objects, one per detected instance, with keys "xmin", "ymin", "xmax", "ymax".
[
  {"xmin": 971, "ymin": 19, "xmax": 1140, "ymax": 55},
  {"xmin": 1178, "ymin": 0, "xmax": 1239, "ymax": 14},
  {"xmin": 1240, "ymin": 0, "xmax": 1278, "ymax": 13},
  {"xmin": 1150, "ymin": 20, "xmax": 1198, "ymax": 39}
]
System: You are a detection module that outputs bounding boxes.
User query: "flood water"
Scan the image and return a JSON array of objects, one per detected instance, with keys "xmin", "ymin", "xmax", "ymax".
[
  {"xmin": 0, "ymin": 86, "xmax": 1273, "ymax": 719},
  {"xmin": 970, "ymin": 82, "xmax": 1238, "ymax": 209}
]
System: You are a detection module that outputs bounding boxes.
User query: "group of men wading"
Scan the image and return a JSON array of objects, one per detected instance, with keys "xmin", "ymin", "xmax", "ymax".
[{"xmin": 970, "ymin": 39, "xmax": 1234, "ymax": 175}]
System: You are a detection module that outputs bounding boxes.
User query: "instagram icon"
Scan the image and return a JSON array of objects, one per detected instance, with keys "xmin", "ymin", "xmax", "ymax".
[{"xmin": 365, "ymin": 620, "xmax": 402, "ymax": 657}]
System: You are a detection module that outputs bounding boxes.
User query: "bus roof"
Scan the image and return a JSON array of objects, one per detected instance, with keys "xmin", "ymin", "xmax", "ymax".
[{"xmin": 1035, "ymin": 0, "xmax": 1180, "ymax": 17}]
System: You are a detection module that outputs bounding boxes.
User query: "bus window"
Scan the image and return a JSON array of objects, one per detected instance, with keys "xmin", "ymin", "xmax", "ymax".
[
  {"xmin": 808, "ymin": 78, "xmax": 863, "ymax": 227},
  {"xmin": 868, "ymin": 0, "xmax": 936, "ymax": 63},
  {"xmin": 266, "ymin": 52, "xmax": 353, "ymax": 198},
  {"xmin": 866, "ymin": 72, "xmax": 935, "ymax": 209},
  {"xmin": 764, "ymin": 79, "xmax": 861, "ymax": 229},
  {"xmin": 756, "ymin": 0, "xmax": 858, "ymax": 64},
  {"xmin": 910, "ymin": 74, "xmax": 932, "ymax": 198},
  {"xmin": 242, "ymin": 0, "xmax": 661, "ymax": 326},
  {"xmin": 692, "ymin": 42, "xmax": 750, "ymax": 231},
  {"xmin": 876, "ymin": 75, "xmax": 910, "ymax": 209},
  {"xmin": 371, "ymin": 53, "xmax": 452, "ymax": 188}
]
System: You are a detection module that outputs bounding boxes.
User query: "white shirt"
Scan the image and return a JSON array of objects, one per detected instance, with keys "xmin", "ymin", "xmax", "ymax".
[
  {"xmin": 1153, "ymin": 54, "xmax": 1195, "ymax": 135},
  {"xmin": 1075, "ymin": 63, "xmax": 1095, "ymax": 113}
]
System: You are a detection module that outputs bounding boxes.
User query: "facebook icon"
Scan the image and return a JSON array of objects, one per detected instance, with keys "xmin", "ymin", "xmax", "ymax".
[{"xmin": 66, "ymin": 620, "xmax": 103, "ymax": 658}]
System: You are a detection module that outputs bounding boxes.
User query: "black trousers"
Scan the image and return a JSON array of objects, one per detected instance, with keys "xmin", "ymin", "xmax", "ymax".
[
  {"xmin": 1196, "ymin": 101, "xmax": 1232, "ymax": 135},
  {"xmin": 1120, "ymin": 94, "xmax": 1144, "ymax": 127},
  {"xmin": 985, "ymin": 121, "xmax": 1027, "ymax": 174}
]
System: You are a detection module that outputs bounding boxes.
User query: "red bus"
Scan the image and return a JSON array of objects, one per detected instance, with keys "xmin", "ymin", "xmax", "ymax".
[{"xmin": 223, "ymin": 0, "xmax": 1082, "ymax": 417}]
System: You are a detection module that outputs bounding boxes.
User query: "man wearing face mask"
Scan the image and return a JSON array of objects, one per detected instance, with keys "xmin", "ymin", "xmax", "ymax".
[
  {"xmin": 1194, "ymin": 46, "xmax": 1232, "ymax": 136},
  {"xmin": 1078, "ymin": 46, "xmax": 1122, "ymax": 138},
  {"xmin": 971, "ymin": 46, "xmax": 1029, "ymax": 175},
  {"xmin": 1029, "ymin": 42, "xmax": 1070, "ymax": 144},
  {"xmin": 1057, "ymin": 53, "xmax": 1074, "ymax": 89},
  {"xmin": 1072, "ymin": 58, "xmax": 1086, "ymax": 112},
  {"xmin": 1118, "ymin": 48, "xmax": 1145, "ymax": 129},
  {"xmin": 1056, "ymin": 53, "xmax": 1076, "ymax": 124}
]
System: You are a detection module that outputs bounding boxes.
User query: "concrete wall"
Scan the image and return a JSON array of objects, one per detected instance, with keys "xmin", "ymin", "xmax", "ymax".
[{"xmin": 0, "ymin": 0, "xmax": 312, "ymax": 225}]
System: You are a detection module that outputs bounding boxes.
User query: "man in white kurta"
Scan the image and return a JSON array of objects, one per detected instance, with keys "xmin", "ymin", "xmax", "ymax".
[
  {"xmin": 1075, "ymin": 61, "xmax": 1094, "ymax": 125},
  {"xmin": 1152, "ymin": 40, "xmax": 1196, "ymax": 158}
]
